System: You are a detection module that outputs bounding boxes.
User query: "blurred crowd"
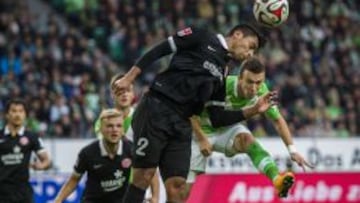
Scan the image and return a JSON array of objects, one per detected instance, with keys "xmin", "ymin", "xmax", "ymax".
[{"xmin": 0, "ymin": 0, "xmax": 359, "ymax": 138}]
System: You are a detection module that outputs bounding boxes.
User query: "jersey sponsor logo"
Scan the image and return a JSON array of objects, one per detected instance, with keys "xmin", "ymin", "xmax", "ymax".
[
  {"xmin": 100, "ymin": 169, "xmax": 126, "ymax": 192},
  {"xmin": 14, "ymin": 145, "xmax": 21, "ymax": 153},
  {"xmin": 177, "ymin": 27, "xmax": 192, "ymax": 37},
  {"xmin": 1, "ymin": 145, "xmax": 24, "ymax": 165},
  {"xmin": 121, "ymin": 158, "xmax": 132, "ymax": 168},
  {"xmin": 207, "ymin": 45, "xmax": 216, "ymax": 52},
  {"xmin": 203, "ymin": 60, "xmax": 223, "ymax": 81},
  {"xmin": 20, "ymin": 136, "xmax": 29, "ymax": 146}
]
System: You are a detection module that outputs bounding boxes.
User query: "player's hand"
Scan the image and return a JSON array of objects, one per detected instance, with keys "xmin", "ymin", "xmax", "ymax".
[
  {"xmin": 29, "ymin": 161, "xmax": 44, "ymax": 170},
  {"xmin": 255, "ymin": 91, "xmax": 278, "ymax": 113},
  {"xmin": 113, "ymin": 76, "xmax": 132, "ymax": 96},
  {"xmin": 199, "ymin": 138, "xmax": 212, "ymax": 157},
  {"xmin": 144, "ymin": 196, "xmax": 159, "ymax": 203},
  {"xmin": 290, "ymin": 152, "xmax": 315, "ymax": 172}
]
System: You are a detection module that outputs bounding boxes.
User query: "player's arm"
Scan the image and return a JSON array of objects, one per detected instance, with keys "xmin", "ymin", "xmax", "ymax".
[
  {"xmin": 31, "ymin": 150, "xmax": 51, "ymax": 170},
  {"xmin": 55, "ymin": 149, "xmax": 87, "ymax": 202},
  {"xmin": 270, "ymin": 115, "xmax": 314, "ymax": 171},
  {"xmin": 114, "ymin": 27, "xmax": 204, "ymax": 95},
  {"xmin": 190, "ymin": 115, "xmax": 212, "ymax": 156},
  {"xmin": 30, "ymin": 135, "xmax": 51, "ymax": 170},
  {"xmin": 207, "ymin": 91, "xmax": 277, "ymax": 128},
  {"xmin": 54, "ymin": 173, "xmax": 82, "ymax": 203}
]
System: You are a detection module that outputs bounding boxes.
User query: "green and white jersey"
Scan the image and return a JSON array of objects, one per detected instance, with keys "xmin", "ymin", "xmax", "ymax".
[
  {"xmin": 94, "ymin": 107, "xmax": 135, "ymax": 138},
  {"xmin": 200, "ymin": 75, "xmax": 281, "ymax": 135}
]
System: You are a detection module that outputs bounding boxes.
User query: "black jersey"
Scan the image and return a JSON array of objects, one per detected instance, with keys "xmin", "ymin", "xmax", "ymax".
[
  {"xmin": 149, "ymin": 27, "xmax": 230, "ymax": 117},
  {"xmin": 0, "ymin": 126, "xmax": 45, "ymax": 201},
  {"xmin": 74, "ymin": 139, "xmax": 133, "ymax": 202}
]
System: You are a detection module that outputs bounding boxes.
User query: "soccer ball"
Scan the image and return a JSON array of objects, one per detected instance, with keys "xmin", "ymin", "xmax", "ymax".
[{"xmin": 253, "ymin": 0, "xmax": 289, "ymax": 28}]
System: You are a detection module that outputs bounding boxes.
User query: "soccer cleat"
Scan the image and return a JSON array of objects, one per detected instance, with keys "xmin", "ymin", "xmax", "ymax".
[{"xmin": 273, "ymin": 172, "xmax": 295, "ymax": 198}]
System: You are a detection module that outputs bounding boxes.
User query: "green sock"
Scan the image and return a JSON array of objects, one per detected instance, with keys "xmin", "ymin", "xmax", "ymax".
[{"xmin": 246, "ymin": 140, "xmax": 279, "ymax": 181}]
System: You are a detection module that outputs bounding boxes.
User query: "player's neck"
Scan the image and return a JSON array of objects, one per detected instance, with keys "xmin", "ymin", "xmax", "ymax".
[
  {"xmin": 116, "ymin": 105, "xmax": 131, "ymax": 117},
  {"xmin": 103, "ymin": 140, "xmax": 119, "ymax": 158},
  {"xmin": 6, "ymin": 124, "xmax": 23, "ymax": 137},
  {"xmin": 237, "ymin": 87, "xmax": 245, "ymax": 98}
]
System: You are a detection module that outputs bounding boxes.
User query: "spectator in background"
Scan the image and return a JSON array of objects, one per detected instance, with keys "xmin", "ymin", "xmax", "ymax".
[{"xmin": 0, "ymin": 0, "xmax": 359, "ymax": 138}]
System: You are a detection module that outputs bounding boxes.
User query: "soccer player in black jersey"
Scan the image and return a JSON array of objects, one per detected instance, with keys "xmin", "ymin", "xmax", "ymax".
[
  {"xmin": 0, "ymin": 99, "xmax": 51, "ymax": 203},
  {"xmin": 115, "ymin": 24, "xmax": 276, "ymax": 203},
  {"xmin": 55, "ymin": 109, "xmax": 133, "ymax": 203}
]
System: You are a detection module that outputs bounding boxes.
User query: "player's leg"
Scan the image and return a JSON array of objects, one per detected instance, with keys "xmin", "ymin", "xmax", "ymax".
[
  {"xmin": 213, "ymin": 124, "xmax": 295, "ymax": 197},
  {"xmin": 182, "ymin": 134, "xmax": 210, "ymax": 200},
  {"xmin": 159, "ymin": 113, "xmax": 192, "ymax": 203},
  {"xmin": 122, "ymin": 95, "xmax": 168, "ymax": 203}
]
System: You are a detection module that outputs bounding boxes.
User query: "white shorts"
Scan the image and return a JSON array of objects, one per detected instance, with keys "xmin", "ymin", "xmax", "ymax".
[{"xmin": 187, "ymin": 123, "xmax": 251, "ymax": 183}]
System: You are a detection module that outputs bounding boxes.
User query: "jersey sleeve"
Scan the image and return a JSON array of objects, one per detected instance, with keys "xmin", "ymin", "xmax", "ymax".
[
  {"xmin": 205, "ymin": 83, "xmax": 226, "ymax": 107},
  {"xmin": 171, "ymin": 27, "xmax": 206, "ymax": 51},
  {"xmin": 31, "ymin": 134, "xmax": 46, "ymax": 154},
  {"xmin": 259, "ymin": 83, "xmax": 281, "ymax": 120},
  {"xmin": 73, "ymin": 148, "xmax": 88, "ymax": 176}
]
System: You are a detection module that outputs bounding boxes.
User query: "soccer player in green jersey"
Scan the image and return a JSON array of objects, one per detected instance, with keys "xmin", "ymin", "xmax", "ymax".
[
  {"xmin": 94, "ymin": 73, "xmax": 136, "ymax": 139},
  {"xmin": 94, "ymin": 73, "xmax": 161, "ymax": 203},
  {"xmin": 185, "ymin": 57, "xmax": 314, "ymax": 199}
]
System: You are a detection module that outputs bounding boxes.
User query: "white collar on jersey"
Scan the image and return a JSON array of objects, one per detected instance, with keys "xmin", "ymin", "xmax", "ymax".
[
  {"xmin": 4, "ymin": 125, "xmax": 25, "ymax": 136},
  {"xmin": 217, "ymin": 34, "xmax": 229, "ymax": 50},
  {"xmin": 99, "ymin": 139, "xmax": 123, "ymax": 157}
]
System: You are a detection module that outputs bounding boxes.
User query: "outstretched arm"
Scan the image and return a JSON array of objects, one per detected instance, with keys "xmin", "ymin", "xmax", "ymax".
[
  {"xmin": 54, "ymin": 174, "xmax": 81, "ymax": 203},
  {"xmin": 271, "ymin": 116, "xmax": 314, "ymax": 171},
  {"xmin": 114, "ymin": 27, "xmax": 204, "ymax": 96},
  {"xmin": 113, "ymin": 39, "xmax": 173, "ymax": 96},
  {"xmin": 207, "ymin": 91, "xmax": 278, "ymax": 128}
]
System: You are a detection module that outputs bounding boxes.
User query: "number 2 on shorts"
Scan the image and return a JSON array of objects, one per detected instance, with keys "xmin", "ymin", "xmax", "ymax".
[{"xmin": 136, "ymin": 137, "xmax": 149, "ymax": 156}]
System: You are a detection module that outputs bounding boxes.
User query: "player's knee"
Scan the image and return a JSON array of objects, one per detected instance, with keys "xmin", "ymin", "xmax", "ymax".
[
  {"xmin": 233, "ymin": 133, "xmax": 255, "ymax": 152},
  {"xmin": 165, "ymin": 176, "xmax": 186, "ymax": 201},
  {"xmin": 132, "ymin": 168, "xmax": 157, "ymax": 189}
]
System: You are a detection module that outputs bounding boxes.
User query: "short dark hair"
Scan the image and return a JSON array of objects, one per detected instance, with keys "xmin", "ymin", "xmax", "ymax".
[
  {"xmin": 239, "ymin": 57, "xmax": 265, "ymax": 76},
  {"xmin": 227, "ymin": 23, "xmax": 267, "ymax": 48},
  {"xmin": 5, "ymin": 98, "xmax": 28, "ymax": 114}
]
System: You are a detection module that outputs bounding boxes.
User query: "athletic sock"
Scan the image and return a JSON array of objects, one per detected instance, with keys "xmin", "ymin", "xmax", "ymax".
[
  {"xmin": 122, "ymin": 184, "xmax": 146, "ymax": 203},
  {"xmin": 246, "ymin": 140, "xmax": 279, "ymax": 181}
]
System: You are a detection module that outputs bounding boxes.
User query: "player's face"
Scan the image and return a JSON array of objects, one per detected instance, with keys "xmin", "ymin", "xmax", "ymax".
[
  {"xmin": 238, "ymin": 70, "xmax": 265, "ymax": 98},
  {"xmin": 230, "ymin": 32, "xmax": 259, "ymax": 61},
  {"xmin": 112, "ymin": 84, "xmax": 135, "ymax": 108},
  {"xmin": 101, "ymin": 116, "xmax": 124, "ymax": 144},
  {"xmin": 6, "ymin": 104, "xmax": 26, "ymax": 127}
]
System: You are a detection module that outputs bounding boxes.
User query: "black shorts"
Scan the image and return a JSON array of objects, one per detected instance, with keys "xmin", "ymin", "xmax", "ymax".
[{"xmin": 131, "ymin": 93, "xmax": 192, "ymax": 180}]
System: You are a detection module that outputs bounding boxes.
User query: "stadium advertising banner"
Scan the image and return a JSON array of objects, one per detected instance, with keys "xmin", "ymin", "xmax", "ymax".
[
  {"xmin": 30, "ymin": 174, "xmax": 85, "ymax": 203},
  {"xmin": 187, "ymin": 173, "xmax": 360, "ymax": 203},
  {"xmin": 43, "ymin": 138, "xmax": 360, "ymax": 173},
  {"xmin": 205, "ymin": 138, "xmax": 360, "ymax": 173}
]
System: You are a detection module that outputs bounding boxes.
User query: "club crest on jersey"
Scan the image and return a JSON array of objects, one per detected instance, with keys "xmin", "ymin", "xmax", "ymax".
[
  {"xmin": 19, "ymin": 137, "xmax": 29, "ymax": 146},
  {"xmin": 121, "ymin": 158, "xmax": 132, "ymax": 168},
  {"xmin": 177, "ymin": 27, "xmax": 192, "ymax": 37}
]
